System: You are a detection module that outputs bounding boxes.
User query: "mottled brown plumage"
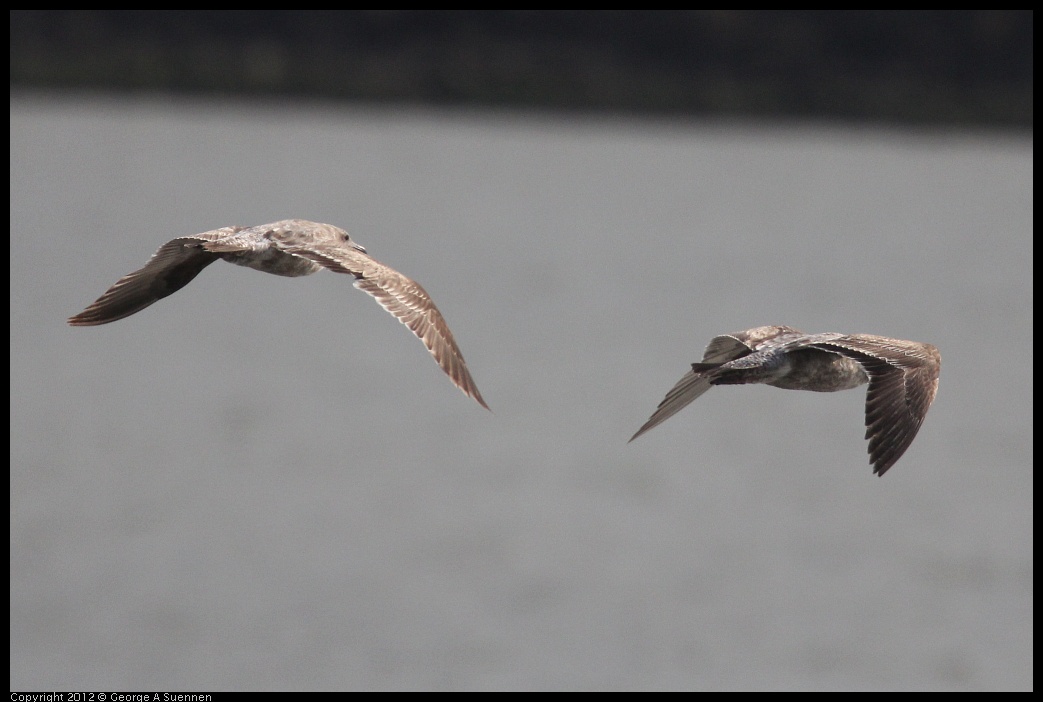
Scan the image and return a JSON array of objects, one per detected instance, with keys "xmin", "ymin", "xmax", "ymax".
[
  {"xmin": 630, "ymin": 325, "xmax": 940, "ymax": 475},
  {"xmin": 68, "ymin": 219, "xmax": 488, "ymax": 409}
]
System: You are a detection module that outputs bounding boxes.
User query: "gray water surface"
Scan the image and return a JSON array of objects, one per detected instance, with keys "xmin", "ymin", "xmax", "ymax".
[{"xmin": 10, "ymin": 95, "xmax": 1033, "ymax": 691}]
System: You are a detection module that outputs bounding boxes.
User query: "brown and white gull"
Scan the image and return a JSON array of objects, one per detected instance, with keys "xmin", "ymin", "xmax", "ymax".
[
  {"xmin": 629, "ymin": 325, "xmax": 940, "ymax": 475},
  {"xmin": 68, "ymin": 219, "xmax": 489, "ymax": 409}
]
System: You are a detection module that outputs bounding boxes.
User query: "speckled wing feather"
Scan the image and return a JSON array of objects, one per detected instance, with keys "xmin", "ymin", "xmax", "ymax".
[
  {"xmin": 628, "ymin": 332, "xmax": 760, "ymax": 442},
  {"xmin": 807, "ymin": 334, "xmax": 940, "ymax": 475},
  {"xmin": 67, "ymin": 226, "xmax": 243, "ymax": 326},
  {"xmin": 282, "ymin": 240, "xmax": 489, "ymax": 410}
]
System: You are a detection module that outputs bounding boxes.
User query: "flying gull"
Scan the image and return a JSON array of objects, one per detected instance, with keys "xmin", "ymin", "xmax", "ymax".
[
  {"xmin": 68, "ymin": 219, "xmax": 489, "ymax": 409},
  {"xmin": 629, "ymin": 325, "xmax": 940, "ymax": 475}
]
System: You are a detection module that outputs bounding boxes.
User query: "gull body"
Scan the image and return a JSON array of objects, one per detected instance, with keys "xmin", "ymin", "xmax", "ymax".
[
  {"xmin": 68, "ymin": 219, "xmax": 489, "ymax": 409},
  {"xmin": 630, "ymin": 325, "xmax": 940, "ymax": 475}
]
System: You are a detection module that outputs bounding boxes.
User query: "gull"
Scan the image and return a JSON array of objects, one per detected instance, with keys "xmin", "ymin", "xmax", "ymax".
[
  {"xmin": 629, "ymin": 325, "xmax": 940, "ymax": 475},
  {"xmin": 68, "ymin": 219, "xmax": 489, "ymax": 409}
]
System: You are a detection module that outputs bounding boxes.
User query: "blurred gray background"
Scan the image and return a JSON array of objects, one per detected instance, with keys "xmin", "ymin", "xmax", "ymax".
[{"xmin": 9, "ymin": 11, "xmax": 1033, "ymax": 692}]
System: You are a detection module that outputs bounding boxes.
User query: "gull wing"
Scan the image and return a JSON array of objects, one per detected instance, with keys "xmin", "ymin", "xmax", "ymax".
[
  {"xmin": 284, "ymin": 241, "xmax": 489, "ymax": 410},
  {"xmin": 67, "ymin": 227, "xmax": 242, "ymax": 326},
  {"xmin": 808, "ymin": 335, "xmax": 941, "ymax": 475}
]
